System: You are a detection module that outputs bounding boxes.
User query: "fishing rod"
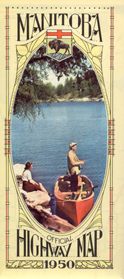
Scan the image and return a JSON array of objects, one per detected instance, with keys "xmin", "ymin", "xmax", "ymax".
[
  {"xmin": 85, "ymin": 185, "xmax": 100, "ymax": 192},
  {"xmin": 80, "ymin": 159, "xmax": 86, "ymax": 169}
]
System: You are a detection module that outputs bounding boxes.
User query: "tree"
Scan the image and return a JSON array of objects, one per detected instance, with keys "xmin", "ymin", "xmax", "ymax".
[
  {"xmin": 13, "ymin": 83, "xmax": 43, "ymax": 122},
  {"xmin": 28, "ymin": 46, "xmax": 88, "ymax": 81},
  {"xmin": 64, "ymin": 77, "xmax": 77, "ymax": 97},
  {"xmin": 13, "ymin": 46, "xmax": 102, "ymax": 121},
  {"xmin": 56, "ymin": 84, "xmax": 65, "ymax": 97}
]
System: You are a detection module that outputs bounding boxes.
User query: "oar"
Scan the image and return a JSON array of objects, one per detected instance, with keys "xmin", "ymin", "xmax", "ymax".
[
  {"xmin": 78, "ymin": 185, "xmax": 100, "ymax": 200},
  {"xmin": 78, "ymin": 184, "xmax": 84, "ymax": 200},
  {"xmin": 86, "ymin": 185, "xmax": 100, "ymax": 192}
]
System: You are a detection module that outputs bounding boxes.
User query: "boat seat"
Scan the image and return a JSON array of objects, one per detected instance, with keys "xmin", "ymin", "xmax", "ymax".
[{"xmin": 58, "ymin": 181, "xmax": 71, "ymax": 192}]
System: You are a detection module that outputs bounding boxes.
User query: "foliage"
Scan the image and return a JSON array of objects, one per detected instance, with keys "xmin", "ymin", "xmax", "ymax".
[
  {"xmin": 13, "ymin": 83, "xmax": 44, "ymax": 122},
  {"xmin": 13, "ymin": 46, "xmax": 102, "ymax": 121}
]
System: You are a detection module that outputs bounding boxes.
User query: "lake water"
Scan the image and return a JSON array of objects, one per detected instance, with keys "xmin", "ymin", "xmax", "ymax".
[{"xmin": 11, "ymin": 101, "xmax": 107, "ymax": 213}]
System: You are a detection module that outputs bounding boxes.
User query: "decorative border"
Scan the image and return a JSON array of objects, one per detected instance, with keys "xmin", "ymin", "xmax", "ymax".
[
  {"xmin": 6, "ymin": 260, "xmax": 43, "ymax": 269},
  {"xmin": 109, "ymin": 7, "xmax": 114, "ymax": 262},
  {"xmin": 6, "ymin": 260, "xmax": 112, "ymax": 269},
  {"xmin": 5, "ymin": 6, "xmax": 114, "ymax": 268},
  {"xmin": 8, "ymin": 33, "xmax": 111, "ymax": 237},
  {"xmin": 5, "ymin": 6, "xmax": 10, "ymax": 263}
]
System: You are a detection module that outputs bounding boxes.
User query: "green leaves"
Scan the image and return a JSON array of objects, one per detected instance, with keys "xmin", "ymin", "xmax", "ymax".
[{"xmin": 13, "ymin": 46, "xmax": 102, "ymax": 122}]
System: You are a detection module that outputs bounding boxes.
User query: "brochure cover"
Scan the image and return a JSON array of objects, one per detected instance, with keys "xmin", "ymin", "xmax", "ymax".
[{"xmin": 0, "ymin": 0, "xmax": 123, "ymax": 278}]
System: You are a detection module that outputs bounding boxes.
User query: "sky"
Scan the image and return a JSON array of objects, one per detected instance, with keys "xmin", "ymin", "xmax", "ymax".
[{"xmin": 43, "ymin": 69, "xmax": 73, "ymax": 87}]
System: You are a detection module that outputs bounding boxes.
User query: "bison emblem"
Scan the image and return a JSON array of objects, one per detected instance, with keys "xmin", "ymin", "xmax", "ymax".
[{"xmin": 48, "ymin": 39, "xmax": 70, "ymax": 54}]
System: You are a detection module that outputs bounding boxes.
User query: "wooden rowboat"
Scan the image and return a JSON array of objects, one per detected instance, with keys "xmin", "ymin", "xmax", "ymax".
[{"xmin": 54, "ymin": 175, "xmax": 94, "ymax": 227}]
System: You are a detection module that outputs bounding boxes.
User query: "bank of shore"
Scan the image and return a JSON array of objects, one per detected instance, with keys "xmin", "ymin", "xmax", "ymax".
[
  {"xmin": 40, "ymin": 97, "xmax": 104, "ymax": 103},
  {"xmin": 56, "ymin": 97, "xmax": 104, "ymax": 102},
  {"xmin": 14, "ymin": 164, "xmax": 75, "ymax": 232}
]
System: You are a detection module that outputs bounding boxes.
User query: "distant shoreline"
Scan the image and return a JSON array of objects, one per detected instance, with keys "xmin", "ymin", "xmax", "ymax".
[
  {"xmin": 56, "ymin": 97, "xmax": 104, "ymax": 103},
  {"xmin": 40, "ymin": 97, "xmax": 104, "ymax": 103}
]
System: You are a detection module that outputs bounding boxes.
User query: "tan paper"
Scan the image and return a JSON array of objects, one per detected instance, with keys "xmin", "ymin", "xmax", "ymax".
[{"xmin": 0, "ymin": 0, "xmax": 123, "ymax": 278}]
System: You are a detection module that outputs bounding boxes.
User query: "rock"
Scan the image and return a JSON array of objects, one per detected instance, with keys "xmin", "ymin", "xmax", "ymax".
[
  {"xmin": 14, "ymin": 164, "xmax": 75, "ymax": 232},
  {"xmin": 13, "ymin": 163, "xmax": 25, "ymax": 178},
  {"xmin": 17, "ymin": 178, "xmax": 23, "ymax": 189},
  {"xmin": 35, "ymin": 205, "xmax": 52, "ymax": 215},
  {"xmin": 20, "ymin": 186, "xmax": 75, "ymax": 232},
  {"xmin": 20, "ymin": 189, "xmax": 52, "ymax": 215},
  {"xmin": 42, "ymin": 214, "xmax": 75, "ymax": 232},
  {"xmin": 20, "ymin": 188, "xmax": 28, "ymax": 197},
  {"xmin": 25, "ymin": 190, "xmax": 51, "ymax": 207},
  {"xmin": 42, "ymin": 206, "xmax": 52, "ymax": 214}
]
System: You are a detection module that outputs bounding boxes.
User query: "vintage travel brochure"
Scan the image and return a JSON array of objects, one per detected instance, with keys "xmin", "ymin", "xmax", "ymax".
[{"xmin": 0, "ymin": 0, "xmax": 123, "ymax": 278}]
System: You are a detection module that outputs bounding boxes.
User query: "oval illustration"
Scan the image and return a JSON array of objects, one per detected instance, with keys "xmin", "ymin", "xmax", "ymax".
[{"xmin": 11, "ymin": 42, "xmax": 107, "ymax": 233}]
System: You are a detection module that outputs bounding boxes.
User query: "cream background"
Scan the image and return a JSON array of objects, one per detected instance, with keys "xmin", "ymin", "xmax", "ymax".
[{"xmin": 0, "ymin": 0, "xmax": 123, "ymax": 278}]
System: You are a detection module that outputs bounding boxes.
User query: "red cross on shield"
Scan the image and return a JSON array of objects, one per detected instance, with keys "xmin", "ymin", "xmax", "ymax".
[{"xmin": 46, "ymin": 29, "xmax": 72, "ymax": 61}]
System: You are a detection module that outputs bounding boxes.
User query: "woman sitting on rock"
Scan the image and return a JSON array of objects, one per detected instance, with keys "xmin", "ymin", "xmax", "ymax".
[{"xmin": 22, "ymin": 161, "xmax": 50, "ymax": 195}]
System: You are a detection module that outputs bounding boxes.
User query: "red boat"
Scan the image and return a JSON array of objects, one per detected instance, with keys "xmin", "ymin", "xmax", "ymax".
[{"xmin": 54, "ymin": 175, "xmax": 94, "ymax": 227}]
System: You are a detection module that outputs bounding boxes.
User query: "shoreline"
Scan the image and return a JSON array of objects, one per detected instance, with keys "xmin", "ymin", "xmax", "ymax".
[
  {"xmin": 39, "ymin": 97, "xmax": 104, "ymax": 103},
  {"xmin": 56, "ymin": 97, "xmax": 104, "ymax": 103}
]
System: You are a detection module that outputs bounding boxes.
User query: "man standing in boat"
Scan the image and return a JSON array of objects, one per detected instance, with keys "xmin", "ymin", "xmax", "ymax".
[{"xmin": 67, "ymin": 142, "xmax": 85, "ymax": 192}]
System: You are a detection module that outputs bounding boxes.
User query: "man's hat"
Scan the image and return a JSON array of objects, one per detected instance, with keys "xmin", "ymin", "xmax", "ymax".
[{"xmin": 69, "ymin": 142, "xmax": 77, "ymax": 148}]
